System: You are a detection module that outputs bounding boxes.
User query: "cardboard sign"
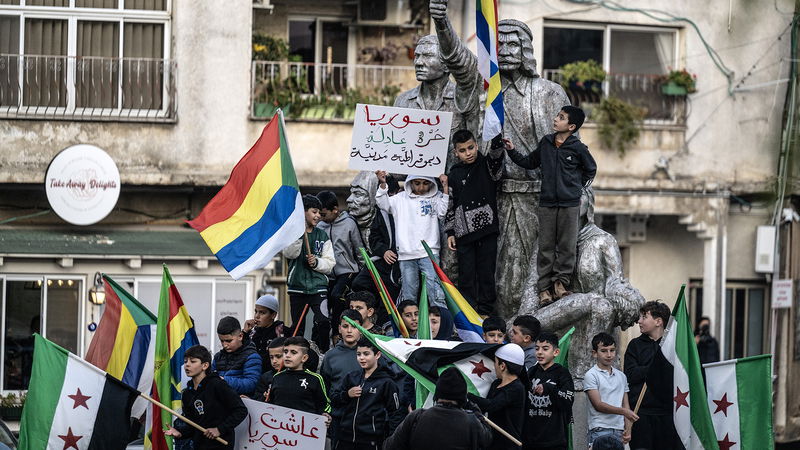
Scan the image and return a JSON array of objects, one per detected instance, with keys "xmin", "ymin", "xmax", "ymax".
[
  {"xmin": 234, "ymin": 399, "xmax": 327, "ymax": 450},
  {"xmin": 349, "ymin": 103, "xmax": 453, "ymax": 176}
]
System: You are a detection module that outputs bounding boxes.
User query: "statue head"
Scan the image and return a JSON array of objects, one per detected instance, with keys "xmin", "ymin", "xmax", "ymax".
[
  {"xmin": 497, "ymin": 20, "xmax": 538, "ymax": 78},
  {"xmin": 347, "ymin": 171, "xmax": 379, "ymax": 227},
  {"xmin": 579, "ymin": 187, "xmax": 595, "ymax": 224},
  {"xmin": 414, "ymin": 35, "xmax": 448, "ymax": 82}
]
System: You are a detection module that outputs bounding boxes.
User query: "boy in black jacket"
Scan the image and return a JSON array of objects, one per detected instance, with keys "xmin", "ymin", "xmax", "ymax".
[
  {"xmin": 166, "ymin": 345, "xmax": 247, "ymax": 450},
  {"xmin": 267, "ymin": 336, "xmax": 332, "ymax": 419},
  {"xmin": 243, "ymin": 294, "xmax": 284, "ymax": 373},
  {"xmin": 503, "ymin": 106, "xmax": 597, "ymax": 306},
  {"xmin": 444, "ymin": 129, "xmax": 504, "ymax": 315},
  {"xmin": 251, "ymin": 337, "xmax": 286, "ymax": 401},
  {"xmin": 523, "ymin": 332, "xmax": 574, "ymax": 450},
  {"xmin": 331, "ymin": 337, "xmax": 402, "ymax": 450},
  {"xmin": 624, "ymin": 301, "xmax": 681, "ymax": 450}
]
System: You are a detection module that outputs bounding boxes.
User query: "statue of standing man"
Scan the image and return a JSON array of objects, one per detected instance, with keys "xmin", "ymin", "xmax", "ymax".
[{"xmin": 430, "ymin": 0, "xmax": 572, "ymax": 317}]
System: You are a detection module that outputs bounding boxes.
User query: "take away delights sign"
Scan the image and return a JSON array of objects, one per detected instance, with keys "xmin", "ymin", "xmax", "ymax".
[
  {"xmin": 45, "ymin": 144, "xmax": 120, "ymax": 226},
  {"xmin": 235, "ymin": 399, "xmax": 327, "ymax": 450},
  {"xmin": 349, "ymin": 103, "xmax": 453, "ymax": 176}
]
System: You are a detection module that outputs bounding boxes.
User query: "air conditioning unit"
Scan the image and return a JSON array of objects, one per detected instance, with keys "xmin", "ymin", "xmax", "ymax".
[
  {"xmin": 755, "ymin": 225, "xmax": 775, "ymax": 273},
  {"xmin": 357, "ymin": 0, "xmax": 412, "ymax": 26}
]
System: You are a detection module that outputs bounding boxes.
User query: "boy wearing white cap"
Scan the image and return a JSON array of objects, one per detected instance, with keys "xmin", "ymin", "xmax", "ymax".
[
  {"xmin": 467, "ymin": 343, "xmax": 527, "ymax": 450},
  {"xmin": 375, "ymin": 170, "xmax": 449, "ymax": 306},
  {"xmin": 243, "ymin": 294, "xmax": 285, "ymax": 373}
]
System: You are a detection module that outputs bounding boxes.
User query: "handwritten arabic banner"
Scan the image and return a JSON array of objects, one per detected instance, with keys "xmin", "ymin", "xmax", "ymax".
[
  {"xmin": 234, "ymin": 399, "xmax": 327, "ymax": 450},
  {"xmin": 349, "ymin": 103, "xmax": 453, "ymax": 176}
]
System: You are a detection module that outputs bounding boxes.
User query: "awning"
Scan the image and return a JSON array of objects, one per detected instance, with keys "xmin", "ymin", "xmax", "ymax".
[{"xmin": 0, "ymin": 229, "xmax": 213, "ymax": 257}]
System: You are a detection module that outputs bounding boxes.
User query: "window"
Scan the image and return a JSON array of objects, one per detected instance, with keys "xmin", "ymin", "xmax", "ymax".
[
  {"xmin": 543, "ymin": 22, "xmax": 680, "ymax": 122},
  {"xmin": 1, "ymin": 276, "xmax": 82, "ymax": 391},
  {"xmin": 0, "ymin": 1, "xmax": 174, "ymax": 121},
  {"xmin": 725, "ymin": 283, "xmax": 768, "ymax": 359},
  {"xmin": 287, "ymin": 17, "xmax": 349, "ymax": 94}
]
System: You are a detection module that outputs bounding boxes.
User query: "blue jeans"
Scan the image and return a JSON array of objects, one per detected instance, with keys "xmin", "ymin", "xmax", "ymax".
[
  {"xmin": 587, "ymin": 427, "xmax": 623, "ymax": 447},
  {"xmin": 399, "ymin": 255, "xmax": 444, "ymax": 306}
]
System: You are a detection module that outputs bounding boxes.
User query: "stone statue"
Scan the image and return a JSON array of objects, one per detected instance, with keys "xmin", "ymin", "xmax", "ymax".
[
  {"xmin": 518, "ymin": 188, "xmax": 644, "ymax": 388},
  {"xmin": 347, "ymin": 171, "xmax": 380, "ymax": 249},
  {"xmin": 430, "ymin": 0, "xmax": 572, "ymax": 318}
]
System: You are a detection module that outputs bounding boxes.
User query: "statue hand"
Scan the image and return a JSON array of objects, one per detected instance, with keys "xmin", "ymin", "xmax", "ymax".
[{"xmin": 429, "ymin": 0, "xmax": 449, "ymax": 21}]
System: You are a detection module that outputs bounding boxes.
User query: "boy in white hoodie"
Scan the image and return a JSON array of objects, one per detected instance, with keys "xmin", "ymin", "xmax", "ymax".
[{"xmin": 375, "ymin": 170, "xmax": 448, "ymax": 306}]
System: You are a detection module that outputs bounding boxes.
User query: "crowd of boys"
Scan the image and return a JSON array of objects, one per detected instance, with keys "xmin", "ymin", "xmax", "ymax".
[{"xmin": 167, "ymin": 107, "xmax": 684, "ymax": 450}]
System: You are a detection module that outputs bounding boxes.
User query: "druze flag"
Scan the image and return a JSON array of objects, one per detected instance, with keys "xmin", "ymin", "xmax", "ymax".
[
  {"xmin": 660, "ymin": 286, "xmax": 719, "ymax": 449},
  {"xmin": 19, "ymin": 334, "xmax": 139, "ymax": 450},
  {"xmin": 704, "ymin": 354, "xmax": 773, "ymax": 450}
]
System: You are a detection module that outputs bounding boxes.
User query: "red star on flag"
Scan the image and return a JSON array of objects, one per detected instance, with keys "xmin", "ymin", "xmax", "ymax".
[
  {"xmin": 403, "ymin": 341, "xmax": 422, "ymax": 346},
  {"xmin": 58, "ymin": 427, "xmax": 83, "ymax": 450},
  {"xmin": 713, "ymin": 393, "xmax": 734, "ymax": 416},
  {"xmin": 67, "ymin": 387, "xmax": 91, "ymax": 409},
  {"xmin": 718, "ymin": 433, "xmax": 737, "ymax": 450},
  {"xmin": 673, "ymin": 387, "xmax": 689, "ymax": 411},
  {"xmin": 470, "ymin": 360, "xmax": 491, "ymax": 378}
]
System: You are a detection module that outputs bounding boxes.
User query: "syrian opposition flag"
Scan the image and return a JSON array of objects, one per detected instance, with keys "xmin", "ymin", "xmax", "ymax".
[
  {"xmin": 344, "ymin": 317, "xmax": 500, "ymax": 402},
  {"xmin": 19, "ymin": 334, "xmax": 139, "ymax": 450},
  {"xmin": 704, "ymin": 354, "xmax": 773, "ymax": 450},
  {"xmin": 660, "ymin": 286, "xmax": 719, "ymax": 450}
]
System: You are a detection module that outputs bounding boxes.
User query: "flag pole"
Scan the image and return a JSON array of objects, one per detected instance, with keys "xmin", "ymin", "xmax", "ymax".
[
  {"xmin": 624, "ymin": 382, "xmax": 648, "ymax": 437},
  {"xmin": 139, "ymin": 392, "xmax": 228, "ymax": 446},
  {"xmin": 482, "ymin": 415, "xmax": 522, "ymax": 447},
  {"xmin": 293, "ymin": 303, "xmax": 310, "ymax": 337}
]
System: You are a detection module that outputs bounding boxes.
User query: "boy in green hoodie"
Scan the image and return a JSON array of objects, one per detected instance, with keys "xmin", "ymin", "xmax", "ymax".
[{"xmin": 282, "ymin": 194, "xmax": 336, "ymax": 352}]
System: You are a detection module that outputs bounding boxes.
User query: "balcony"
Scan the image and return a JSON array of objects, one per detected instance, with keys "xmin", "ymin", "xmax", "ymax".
[
  {"xmin": 0, "ymin": 54, "xmax": 177, "ymax": 122},
  {"xmin": 251, "ymin": 61, "xmax": 416, "ymax": 121},
  {"xmin": 542, "ymin": 70, "xmax": 687, "ymax": 125}
]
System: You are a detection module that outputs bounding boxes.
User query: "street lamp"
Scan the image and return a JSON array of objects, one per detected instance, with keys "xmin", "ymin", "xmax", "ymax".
[{"xmin": 88, "ymin": 272, "xmax": 106, "ymax": 305}]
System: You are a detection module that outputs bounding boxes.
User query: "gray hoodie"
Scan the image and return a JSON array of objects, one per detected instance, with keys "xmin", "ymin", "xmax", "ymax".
[{"xmin": 317, "ymin": 210, "xmax": 365, "ymax": 277}]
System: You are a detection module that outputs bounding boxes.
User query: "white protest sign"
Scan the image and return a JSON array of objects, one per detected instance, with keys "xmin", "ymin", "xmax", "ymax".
[
  {"xmin": 234, "ymin": 399, "xmax": 327, "ymax": 450},
  {"xmin": 349, "ymin": 103, "xmax": 453, "ymax": 176}
]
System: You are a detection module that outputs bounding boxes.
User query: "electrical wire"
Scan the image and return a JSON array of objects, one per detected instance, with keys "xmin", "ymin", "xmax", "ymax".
[{"xmin": 0, "ymin": 209, "xmax": 52, "ymax": 225}]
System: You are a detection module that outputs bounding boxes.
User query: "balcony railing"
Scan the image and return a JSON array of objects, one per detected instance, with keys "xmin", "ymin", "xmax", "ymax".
[
  {"xmin": 0, "ymin": 54, "xmax": 177, "ymax": 122},
  {"xmin": 251, "ymin": 61, "xmax": 417, "ymax": 120},
  {"xmin": 542, "ymin": 69, "xmax": 686, "ymax": 125}
]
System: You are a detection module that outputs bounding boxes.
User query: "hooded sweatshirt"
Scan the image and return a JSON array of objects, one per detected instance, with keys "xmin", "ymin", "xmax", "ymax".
[
  {"xmin": 331, "ymin": 365, "xmax": 403, "ymax": 444},
  {"xmin": 317, "ymin": 211, "xmax": 365, "ymax": 277},
  {"xmin": 174, "ymin": 373, "xmax": 247, "ymax": 450},
  {"xmin": 375, "ymin": 175, "xmax": 448, "ymax": 260}
]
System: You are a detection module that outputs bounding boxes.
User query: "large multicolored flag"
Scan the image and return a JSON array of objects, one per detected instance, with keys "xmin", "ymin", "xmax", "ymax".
[
  {"xmin": 422, "ymin": 241, "xmax": 484, "ymax": 342},
  {"xmin": 188, "ymin": 110, "xmax": 305, "ymax": 280},
  {"xmin": 146, "ymin": 264, "xmax": 200, "ymax": 450},
  {"xmin": 85, "ymin": 274, "xmax": 157, "ymax": 417},
  {"xmin": 660, "ymin": 285, "xmax": 719, "ymax": 449},
  {"xmin": 19, "ymin": 334, "xmax": 139, "ymax": 450},
  {"xmin": 346, "ymin": 317, "xmax": 499, "ymax": 403},
  {"xmin": 476, "ymin": 0, "xmax": 503, "ymax": 140},
  {"xmin": 704, "ymin": 354, "xmax": 773, "ymax": 450}
]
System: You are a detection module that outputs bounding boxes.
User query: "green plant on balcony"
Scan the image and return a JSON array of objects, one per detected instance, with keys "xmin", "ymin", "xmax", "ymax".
[
  {"xmin": 660, "ymin": 69, "xmax": 697, "ymax": 95},
  {"xmin": 252, "ymin": 33, "xmax": 289, "ymax": 61},
  {"xmin": 558, "ymin": 60, "xmax": 606, "ymax": 93},
  {"xmin": 592, "ymin": 96, "xmax": 645, "ymax": 157}
]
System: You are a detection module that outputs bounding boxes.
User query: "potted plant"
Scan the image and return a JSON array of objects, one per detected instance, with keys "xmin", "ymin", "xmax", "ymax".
[
  {"xmin": 0, "ymin": 392, "xmax": 25, "ymax": 421},
  {"xmin": 660, "ymin": 69, "xmax": 697, "ymax": 95},
  {"xmin": 252, "ymin": 33, "xmax": 289, "ymax": 61},
  {"xmin": 558, "ymin": 60, "xmax": 606, "ymax": 94},
  {"xmin": 592, "ymin": 96, "xmax": 645, "ymax": 157}
]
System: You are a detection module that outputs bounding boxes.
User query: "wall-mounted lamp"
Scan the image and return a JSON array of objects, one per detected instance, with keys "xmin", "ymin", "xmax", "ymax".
[{"xmin": 88, "ymin": 272, "xmax": 106, "ymax": 305}]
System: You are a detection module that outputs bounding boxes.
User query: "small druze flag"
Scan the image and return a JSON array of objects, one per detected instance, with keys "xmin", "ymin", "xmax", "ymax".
[
  {"xmin": 660, "ymin": 286, "xmax": 719, "ymax": 450},
  {"xmin": 18, "ymin": 334, "xmax": 139, "ymax": 450},
  {"xmin": 704, "ymin": 354, "xmax": 773, "ymax": 450}
]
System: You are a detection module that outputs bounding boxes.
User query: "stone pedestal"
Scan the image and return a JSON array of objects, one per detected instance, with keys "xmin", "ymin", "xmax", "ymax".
[{"xmin": 572, "ymin": 390, "xmax": 588, "ymax": 449}]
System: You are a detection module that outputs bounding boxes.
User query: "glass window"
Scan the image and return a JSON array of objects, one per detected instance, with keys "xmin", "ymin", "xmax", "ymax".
[
  {"xmin": 747, "ymin": 288, "xmax": 765, "ymax": 356},
  {"xmin": 45, "ymin": 279, "xmax": 81, "ymax": 354},
  {"xmin": 23, "ymin": 18, "xmax": 68, "ymax": 108},
  {"xmin": 542, "ymin": 27, "xmax": 603, "ymax": 71},
  {"xmin": 725, "ymin": 284, "xmax": 768, "ymax": 359},
  {"xmin": 215, "ymin": 281, "xmax": 247, "ymax": 336},
  {"xmin": 610, "ymin": 30, "xmax": 675, "ymax": 74},
  {"xmin": 123, "ymin": 22, "xmax": 165, "ymax": 110},
  {"xmin": 4, "ymin": 280, "xmax": 41, "ymax": 390},
  {"xmin": 0, "ymin": 16, "xmax": 20, "ymax": 107},
  {"xmin": 77, "ymin": 21, "xmax": 120, "ymax": 108}
]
